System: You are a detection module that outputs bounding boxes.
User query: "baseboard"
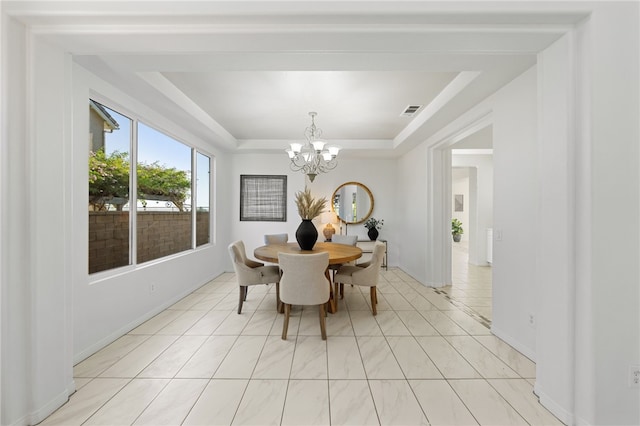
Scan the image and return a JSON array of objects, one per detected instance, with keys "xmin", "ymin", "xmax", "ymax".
[
  {"xmin": 490, "ymin": 325, "xmax": 537, "ymax": 362},
  {"xmin": 73, "ymin": 274, "xmax": 217, "ymax": 364},
  {"xmin": 534, "ymin": 383, "xmax": 575, "ymax": 426},
  {"xmin": 24, "ymin": 385, "xmax": 72, "ymax": 426}
]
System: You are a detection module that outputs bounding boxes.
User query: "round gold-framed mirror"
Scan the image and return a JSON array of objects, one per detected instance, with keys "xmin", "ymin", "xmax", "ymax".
[{"xmin": 331, "ymin": 182, "xmax": 374, "ymax": 224}]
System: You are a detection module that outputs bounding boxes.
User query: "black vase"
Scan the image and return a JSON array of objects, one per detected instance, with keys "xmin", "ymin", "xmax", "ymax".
[
  {"xmin": 296, "ymin": 219, "xmax": 318, "ymax": 250},
  {"xmin": 367, "ymin": 227, "xmax": 379, "ymax": 241}
]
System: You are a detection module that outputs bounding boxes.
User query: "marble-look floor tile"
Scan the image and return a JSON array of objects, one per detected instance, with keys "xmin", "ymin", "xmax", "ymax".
[
  {"xmin": 252, "ymin": 335, "xmax": 296, "ymax": 379},
  {"xmin": 327, "ymin": 336, "xmax": 366, "ymax": 379},
  {"xmin": 382, "ymin": 293, "xmax": 414, "ymax": 310},
  {"xmin": 368, "ymin": 380, "xmax": 429, "ymax": 425},
  {"xmin": 184, "ymin": 310, "xmax": 232, "ymax": 335},
  {"xmin": 73, "ymin": 378, "xmax": 92, "ymax": 391},
  {"xmin": 214, "ymin": 335, "xmax": 267, "ymax": 378},
  {"xmin": 446, "ymin": 336, "xmax": 519, "ymax": 378},
  {"xmin": 182, "ymin": 379, "xmax": 248, "ymax": 425},
  {"xmin": 488, "ymin": 379, "xmax": 563, "ymax": 425},
  {"xmin": 474, "ymin": 335, "xmax": 536, "ymax": 378},
  {"xmin": 375, "ymin": 310, "xmax": 412, "ymax": 336},
  {"xmin": 442, "ymin": 309, "xmax": 491, "ymax": 335},
  {"xmin": 138, "ymin": 335, "xmax": 207, "ymax": 378},
  {"xmin": 357, "ymin": 336, "xmax": 404, "ymax": 379},
  {"xmin": 213, "ymin": 310, "xmax": 253, "ymax": 335},
  {"xmin": 329, "ymin": 380, "xmax": 379, "ymax": 426},
  {"xmin": 74, "ymin": 335, "xmax": 150, "ymax": 378},
  {"xmin": 189, "ymin": 293, "xmax": 227, "ymax": 311},
  {"xmin": 349, "ymin": 309, "xmax": 383, "ymax": 336},
  {"xmin": 281, "ymin": 380, "xmax": 330, "ymax": 425},
  {"xmin": 420, "ymin": 311, "xmax": 468, "ymax": 335},
  {"xmin": 99, "ymin": 335, "xmax": 178, "ymax": 378},
  {"xmin": 409, "ymin": 380, "xmax": 478, "ymax": 426},
  {"xmin": 241, "ymin": 310, "xmax": 277, "ymax": 335},
  {"xmin": 129, "ymin": 310, "xmax": 183, "ymax": 335},
  {"xmin": 449, "ymin": 379, "xmax": 528, "ymax": 425},
  {"xmin": 168, "ymin": 292, "xmax": 207, "ymax": 310},
  {"xmin": 176, "ymin": 335, "xmax": 237, "ymax": 378},
  {"xmin": 387, "ymin": 336, "xmax": 442, "ymax": 379},
  {"xmin": 84, "ymin": 378, "xmax": 169, "ymax": 425},
  {"xmin": 232, "ymin": 379, "xmax": 288, "ymax": 425},
  {"xmin": 326, "ymin": 309, "xmax": 355, "ymax": 336},
  {"xmin": 156, "ymin": 310, "xmax": 208, "ymax": 335},
  {"xmin": 133, "ymin": 378, "xmax": 208, "ymax": 425},
  {"xmin": 396, "ymin": 311, "xmax": 439, "ymax": 336},
  {"xmin": 290, "ymin": 335, "xmax": 328, "ymax": 379},
  {"xmin": 40, "ymin": 378, "xmax": 129, "ymax": 425},
  {"xmin": 415, "ymin": 336, "xmax": 481, "ymax": 379}
]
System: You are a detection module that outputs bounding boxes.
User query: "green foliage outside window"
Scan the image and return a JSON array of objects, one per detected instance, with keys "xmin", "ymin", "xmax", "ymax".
[{"xmin": 89, "ymin": 149, "xmax": 190, "ymax": 211}]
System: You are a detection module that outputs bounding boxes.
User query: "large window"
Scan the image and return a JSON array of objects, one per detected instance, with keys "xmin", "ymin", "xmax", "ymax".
[{"xmin": 88, "ymin": 100, "xmax": 212, "ymax": 274}]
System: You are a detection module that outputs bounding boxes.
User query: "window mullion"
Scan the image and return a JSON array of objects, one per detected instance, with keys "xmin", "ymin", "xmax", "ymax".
[{"xmin": 130, "ymin": 120, "xmax": 138, "ymax": 266}]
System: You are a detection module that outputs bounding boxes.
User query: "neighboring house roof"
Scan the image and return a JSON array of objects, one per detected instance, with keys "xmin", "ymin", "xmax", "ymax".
[{"xmin": 90, "ymin": 99, "xmax": 119, "ymax": 132}]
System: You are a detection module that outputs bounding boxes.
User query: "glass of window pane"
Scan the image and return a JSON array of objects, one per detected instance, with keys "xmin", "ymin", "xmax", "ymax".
[
  {"xmin": 88, "ymin": 100, "xmax": 132, "ymax": 274},
  {"xmin": 137, "ymin": 123, "xmax": 192, "ymax": 263},
  {"xmin": 196, "ymin": 152, "xmax": 210, "ymax": 247}
]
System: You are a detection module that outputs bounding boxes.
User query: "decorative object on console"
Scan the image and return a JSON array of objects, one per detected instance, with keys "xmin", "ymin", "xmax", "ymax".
[
  {"xmin": 285, "ymin": 112, "xmax": 341, "ymax": 182},
  {"xmin": 364, "ymin": 217, "xmax": 384, "ymax": 241},
  {"xmin": 321, "ymin": 211, "xmax": 338, "ymax": 241},
  {"xmin": 452, "ymin": 218, "xmax": 464, "ymax": 242},
  {"xmin": 294, "ymin": 188, "xmax": 327, "ymax": 250}
]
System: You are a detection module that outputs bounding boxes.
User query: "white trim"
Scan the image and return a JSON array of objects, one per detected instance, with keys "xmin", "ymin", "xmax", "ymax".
[
  {"xmin": 25, "ymin": 384, "xmax": 73, "ymax": 426},
  {"xmin": 534, "ymin": 383, "xmax": 575, "ymax": 426},
  {"xmin": 491, "ymin": 325, "xmax": 536, "ymax": 362}
]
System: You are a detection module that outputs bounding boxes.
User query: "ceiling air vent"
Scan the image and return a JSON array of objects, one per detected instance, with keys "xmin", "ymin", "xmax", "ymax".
[{"xmin": 401, "ymin": 105, "xmax": 423, "ymax": 117}]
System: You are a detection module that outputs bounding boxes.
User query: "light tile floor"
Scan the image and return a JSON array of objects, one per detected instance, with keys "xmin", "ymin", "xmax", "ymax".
[{"xmin": 42, "ymin": 252, "xmax": 563, "ymax": 426}]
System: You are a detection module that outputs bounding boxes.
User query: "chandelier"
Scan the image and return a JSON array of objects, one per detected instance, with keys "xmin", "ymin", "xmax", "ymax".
[{"xmin": 285, "ymin": 112, "xmax": 341, "ymax": 182}]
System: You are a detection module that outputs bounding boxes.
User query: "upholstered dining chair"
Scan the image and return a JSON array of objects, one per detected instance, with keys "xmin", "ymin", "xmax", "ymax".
[
  {"xmin": 331, "ymin": 234, "xmax": 358, "ymax": 246},
  {"xmin": 264, "ymin": 233, "xmax": 288, "ymax": 245},
  {"xmin": 329, "ymin": 234, "xmax": 358, "ymax": 299},
  {"xmin": 278, "ymin": 252, "xmax": 330, "ymax": 340},
  {"xmin": 228, "ymin": 240, "xmax": 281, "ymax": 314},
  {"xmin": 333, "ymin": 241, "xmax": 385, "ymax": 316}
]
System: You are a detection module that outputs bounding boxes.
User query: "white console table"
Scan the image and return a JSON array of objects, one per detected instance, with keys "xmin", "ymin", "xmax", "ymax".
[{"xmin": 356, "ymin": 239, "xmax": 387, "ymax": 270}]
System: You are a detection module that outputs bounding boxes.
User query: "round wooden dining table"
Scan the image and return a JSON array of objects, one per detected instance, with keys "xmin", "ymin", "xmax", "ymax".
[{"xmin": 254, "ymin": 242, "xmax": 362, "ymax": 313}]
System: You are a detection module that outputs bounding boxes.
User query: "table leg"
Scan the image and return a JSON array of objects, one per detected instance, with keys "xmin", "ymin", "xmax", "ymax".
[{"xmin": 325, "ymin": 268, "xmax": 337, "ymax": 313}]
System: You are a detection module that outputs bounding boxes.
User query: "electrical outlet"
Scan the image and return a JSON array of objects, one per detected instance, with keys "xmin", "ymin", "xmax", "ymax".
[
  {"xmin": 495, "ymin": 229, "xmax": 503, "ymax": 241},
  {"xmin": 630, "ymin": 365, "xmax": 640, "ymax": 388},
  {"xmin": 528, "ymin": 313, "xmax": 535, "ymax": 327},
  {"xmin": 149, "ymin": 283, "xmax": 156, "ymax": 294}
]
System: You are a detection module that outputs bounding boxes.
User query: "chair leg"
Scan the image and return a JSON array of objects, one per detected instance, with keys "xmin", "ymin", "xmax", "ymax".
[
  {"xmin": 238, "ymin": 286, "xmax": 246, "ymax": 314},
  {"xmin": 276, "ymin": 282, "xmax": 283, "ymax": 313},
  {"xmin": 340, "ymin": 283, "xmax": 344, "ymax": 299},
  {"xmin": 319, "ymin": 304, "xmax": 327, "ymax": 340},
  {"xmin": 282, "ymin": 303, "xmax": 291, "ymax": 340},
  {"xmin": 334, "ymin": 282, "xmax": 340, "ymax": 310},
  {"xmin": 370, "ymin": 287, "xmax": 377, "ymax": 316},
  {"xmin": 244, "ymin": 286, "xmax": 248, "ymax": 301}
]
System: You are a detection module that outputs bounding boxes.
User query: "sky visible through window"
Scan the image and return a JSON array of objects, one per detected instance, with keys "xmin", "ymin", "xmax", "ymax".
[{"xmin": 103, "ymin": 107, "xmax": 209, "ymax": 209}]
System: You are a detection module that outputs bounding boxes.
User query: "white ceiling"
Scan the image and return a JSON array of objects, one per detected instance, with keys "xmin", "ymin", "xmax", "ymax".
[{"xmin": 7, "ymin": 1, "xmax": 588, "ymax": 157}]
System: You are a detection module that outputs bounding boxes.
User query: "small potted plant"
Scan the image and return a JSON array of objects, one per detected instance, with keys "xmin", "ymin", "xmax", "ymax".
[
  {"xmin": 364, "ymin": 217, "xmax": 384, "ymax": 241},
  {"xmin": 451, "ymin": 218, "xmax": 463, "ymax": 242}
]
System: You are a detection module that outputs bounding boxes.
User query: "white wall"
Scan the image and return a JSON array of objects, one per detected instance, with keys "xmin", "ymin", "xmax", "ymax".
[
  {"xmin": 491, "ymin": 67, "xmax": 538, "ymax": 358},
  {"xmin": 397, "ymin": 143, "xmax": 429, "ymax": 284},
  {"xmin": 576, "ymin": 3, "xmax": 639, "ymax": 424},
  {"xmin": 452, "ymin": 154, "xmax": 494, "ymax": 265},
  {"xmin": 230, "ymin": 155, "xmax": 398, "ymax": 267}
]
